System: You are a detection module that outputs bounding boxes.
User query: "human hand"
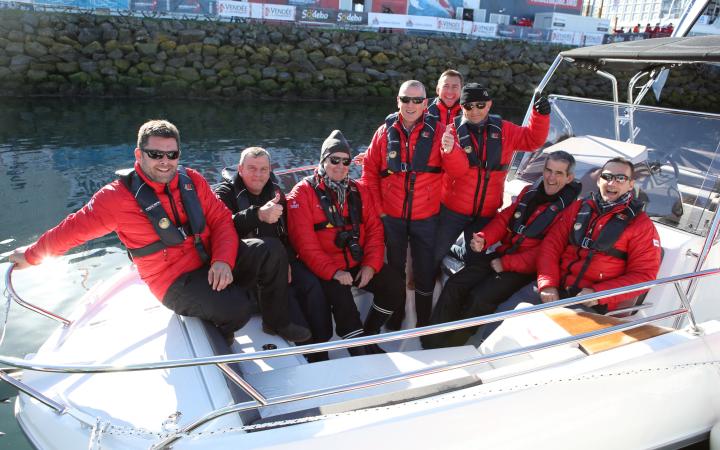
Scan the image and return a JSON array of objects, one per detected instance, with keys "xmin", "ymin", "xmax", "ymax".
[
  {"xmin": 469, "ymin": 233, "xmax": 485, "ymax": 253},
  {"xmin": 577, "ymin": 287, "xmax": 598, "ymax": 306},
  {"xmin": 539, "ymin": 287, "xmax": 560, "ymax": 303},
  {"xmin": 353, "ymin": 152, "xmax": 366, "ymax": 166},
  {"xmin": 8, "ymin": 250, "xmax": 32, "ymax": 269},
  {"xmin": 441, "ymin": 124, "xmax": 456, "ymax": 153},
  {"xmin": 208, "ymin": 261, "xmax": 233, "ymax": 291},
  {"xmin": 534, "ymin": 96, "xmax": 551, "ymax": 115},
  {"xmin": 354, "ymin": 265, "xmax": 375, "ymax": 288},
  {"xmin": 490, "ymin": 258, "xmax": 504, "ymax": 273},
  {"xmin": 333, "ymin": 270, "xmax": 353, "ymax": 286},
  {"xmin": 258, "ymin": 193, "xmax": 283, "ymax": 224}
]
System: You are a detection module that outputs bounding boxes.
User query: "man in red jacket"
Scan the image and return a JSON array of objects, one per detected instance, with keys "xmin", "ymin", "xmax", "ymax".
[
  {"xmin": 361, "ymin": 79, "xmax": 467, "ymax": 328},
  {"xmin": 8, "ymin": 119, "xmax": 309, "ymax": 344},
  {"xmin": 427, "ymin": 69, "xmax": 463, "ymax": 126},
  {"xmin": 422, "ymin": 151, "xmax": 580, "ymax": 348},
  {"xmin": 480, "ymin": 157, "xmax": 662, "ymax": 340},
  {"xmin": 288, "ymin": 130, "xmax": 405, "ymax": 355},
  {"xmin": 433, "ymin": 83, "xmax": 551, "ymax": 269}
]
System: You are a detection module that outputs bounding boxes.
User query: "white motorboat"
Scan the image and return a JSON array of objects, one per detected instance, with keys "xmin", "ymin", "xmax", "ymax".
[{"xmin": 4, "ymin": 6, "xmax": 720, "ymax": 450}]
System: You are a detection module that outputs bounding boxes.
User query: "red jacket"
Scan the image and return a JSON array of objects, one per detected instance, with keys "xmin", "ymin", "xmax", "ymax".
[
  {"xmin": 536, "ymin": 197, "xmax": 662, "ymax": 310},
  {"xmin": 428, "ymin": 97, "xmax": 462, "ymax": 126},
  {"xmin": 25, "ymin": 164, "xmax": 238, "ymax": 301},
  {"xmin": 477, "ymin": 184, "xmax": 571, "ymax": 274},
  {"xmin": 441, "ymin": 110, "xmax": 550, "ymax": 217},
  {"xmin": 361, "ymin": 112, "xmax": 467, "ymax": 220},
  {"xmin": 286, "ymin": 175, "xmax": 385, "ymax": 281}
]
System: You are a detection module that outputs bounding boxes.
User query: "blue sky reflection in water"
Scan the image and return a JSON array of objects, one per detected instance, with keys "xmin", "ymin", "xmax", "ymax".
[{"xmin": 0, "ymin": 98, "xmax": 521, "ymax": 448}]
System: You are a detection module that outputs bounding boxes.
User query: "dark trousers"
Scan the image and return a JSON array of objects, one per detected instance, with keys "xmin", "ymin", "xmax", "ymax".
[
  {"xmin": 421, "ymin": 259, "xmax": 535, "ymax": 349},
  {"xmin": 382, "ymin": 214, "xmax": 438, "ymax": 327},
  {"xmin": 163, "ymin": 238, "xmax": 291, "ymax": 335},
  {"xmin": 289, "ymin": 259, "xmax": 332, "ymax": 343},
  {"xmin": 318, "ymin": 263, "xmax": 405, "ymax": 339},
  {"xmin": 433, "ymin": 205, "xmax": 474, "ymax": 270}
]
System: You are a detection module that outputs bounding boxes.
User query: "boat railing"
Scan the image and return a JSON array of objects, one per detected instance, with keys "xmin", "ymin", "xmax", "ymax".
[{"xmin": 1, "ymin": 265, "xmax": 719, "ymax": 448}]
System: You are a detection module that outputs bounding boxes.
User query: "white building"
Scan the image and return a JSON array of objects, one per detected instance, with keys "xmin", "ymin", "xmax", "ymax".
[{"xmin": 584, "ymin": 0, "xmax": 720, "ymax": 30}]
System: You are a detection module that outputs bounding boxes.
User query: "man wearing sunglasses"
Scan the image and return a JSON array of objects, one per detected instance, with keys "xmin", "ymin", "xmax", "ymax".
[
  {"xmin": 288, "ymin": 130, "xmax": 405, "ymax": 356},
  {"xmin": 427, "ymin": 69, "xmax": 464, "ymax": 125},
  {"xmin": 9, "ymin": 120, "xmax": 310, "ymax": 346},
  {"xmin": 362, "ymin": 80, "xmax": 467, "ymax": 329},
  {"xmin": 433, "ymin": 83, "xmax": 552, "ymax": 270},
  {"xmin": 214, "ymin": 147, "xmax": 327, "ymax": 358},
  {"xmin": 478, "ymin": 157, "xmax": 662, "ymax": 341}
]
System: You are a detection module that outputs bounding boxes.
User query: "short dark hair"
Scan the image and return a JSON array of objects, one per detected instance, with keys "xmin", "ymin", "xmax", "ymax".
[
  {"xmin": 438, "ymin": 69, "xmax": 463, "ymax": 84},
  {"xmin": 545, "ymin": 150, "xmax": 576, "ymax": 176},
  {"xmin": 602, "ymin": 157, "xmax": 634, "ymax": 177},
  {"xmin": 137, "ymin": 120, "xmax": 180, "ymax": 150}
]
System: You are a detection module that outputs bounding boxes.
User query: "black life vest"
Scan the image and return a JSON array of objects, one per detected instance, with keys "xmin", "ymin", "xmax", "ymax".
[
  {"xmin": 220, "ymin": 167, "xmax": 285, "ymax": 239},
  {"xmin": 569, "ymin": 195, "xmax": 645, "ymax": 261},
  {"xmin": 305, "ymin": 175, "xmax": 363, "ymax": 234},
  {"xmin": 427, "ymin": 97, "xmax": 459, "ymax": 125},
  {"xmin": 119, "ymin": 166, "xmax": 209, "ymax": 262},
  {"xmin": 454, "ymin": 114, "xmax": 505, "ymax": 170},
  {"xmin": 381, "ymin": 112, "xmax": 441, "ymax": 177},
  {"xmin": 504, "ymin": 179, "xmax": 581, "ymax": 255}
]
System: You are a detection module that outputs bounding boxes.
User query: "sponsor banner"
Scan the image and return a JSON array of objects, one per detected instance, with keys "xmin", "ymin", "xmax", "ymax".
[
  {"xmin": 550, "ymin": 29, "xmax": 580, "ymax": 45},
  {"xmin": 217, "ymin": 0, "xmax": 250, "ymax": 17},
  {"xmin": 407, "ymin": 0, "xmax": 461, "ymax": 18},
  {"xmin": 436, "ymin": 17, "xmax": 462, "ymax": 33},
  {"xmin": 336, "ymin": 9, "xmax": 366, "ymax": 24},
  {"xmin": 523, "ymin": 27, "xmax": 550, "ymax": 41},
  {"xmin": 404, "ymin": 14, "xmax": 437, "ymax": 31},
  {"xmin": 170, "ymin": 0, "xmax": 215, "ymax": 14},
  {"xmin": 368, "ymin": 12, "xmax": 407, "ymax": 28},
  {"xmin": 527, "ymin": 0, "xmax": 581, "ymax": 10},
  {"xmin": 262, "ymin": 2, "xmax": 294, "ymax": 20},
  {"xmin": 370, "ymin": 0, "xmax": 405, "ymax": 13},
  {"xmin": 497, "ymin": 24, "xmax": 522, "ymax": 39},
  {"xmin": 465, "ymin": 21, "xmax": 497, "ymax": 38},
  {"xmin": 583, "ymin": 32, "xmax": 605, "ymax": 46},
  {"xmin": 297, "ymin": 6, "xmax": 335, "ymax": 22}
]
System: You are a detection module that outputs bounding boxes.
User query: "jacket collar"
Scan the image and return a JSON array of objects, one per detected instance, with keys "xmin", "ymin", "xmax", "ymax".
[{"xmin": 134, "ymin": 161, "xmax": 179, "ymax": 193}]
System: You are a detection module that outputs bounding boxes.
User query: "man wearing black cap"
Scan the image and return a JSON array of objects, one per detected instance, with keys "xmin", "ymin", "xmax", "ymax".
[
  {"xmin": 288, "ymin": 130, "xmax": 405, "ymax": 356},
  {"xmin": 433, "ymin": 84, "xmax": 552, "ymax": 268},
  {"xmin": 361, "ymin": 80, "xmax": 467, "ymax": 329}
]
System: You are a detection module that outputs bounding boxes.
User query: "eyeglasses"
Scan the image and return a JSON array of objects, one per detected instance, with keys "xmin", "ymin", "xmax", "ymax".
[
  {"xmin": 599, "ymin": 172, "xmax": 630, "ymax": 183},
  {"xmin": 462, "ymin": 102, "xmax": 487, "ymax": 111},
  {"xmin": 328, "ymin": 156, "xmax": 351, "ymax": 166},
  {"xmin": 398, "ymin": 96, "xmax": 425, "ymax": 104},
  {"xmin": 142, "ymin": 148, "xmax": 180, "ymax": 160}
]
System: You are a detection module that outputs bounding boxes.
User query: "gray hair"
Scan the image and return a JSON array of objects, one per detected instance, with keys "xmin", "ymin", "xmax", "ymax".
[
  {"xmin": 398, "ymin": 80, "xmax": 426, "ymax": 97},
  {"xmin": 545, "ymin": 150, "xmax": 576, "ymax": 176},
  {"xmin": 239, "ymin": 147, "xmax": 271, "ymax": 166}
]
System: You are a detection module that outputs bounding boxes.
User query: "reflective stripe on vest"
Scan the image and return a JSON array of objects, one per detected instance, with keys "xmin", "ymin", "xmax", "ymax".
[
  {"xmin": 121, "ymin": 167, "xmax": 208, "ymax": 261},
  {"xmin": 381, "ymin": 112, "xmax": 441, "ymax": 177}
]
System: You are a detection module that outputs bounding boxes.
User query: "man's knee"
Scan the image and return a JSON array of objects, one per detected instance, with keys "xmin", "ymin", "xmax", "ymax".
[{"xmin": 243, "ymin": 237, "xmax": 287, "ymax": 267}]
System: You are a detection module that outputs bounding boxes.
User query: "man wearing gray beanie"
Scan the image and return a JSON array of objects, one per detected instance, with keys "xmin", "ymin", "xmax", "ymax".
[{"xmin": 287, "ymin": 130, "xmax": 405, "ymax": 356}]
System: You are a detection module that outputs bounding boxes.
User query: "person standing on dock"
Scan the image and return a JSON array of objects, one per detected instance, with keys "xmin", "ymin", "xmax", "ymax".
[
  {"xmin": 8, "ymin": 119, "xmax": 310, "ymax": 345},
  {"xmin": 361, "ymin": 80, "xmax": 467, "ymax": 329}
]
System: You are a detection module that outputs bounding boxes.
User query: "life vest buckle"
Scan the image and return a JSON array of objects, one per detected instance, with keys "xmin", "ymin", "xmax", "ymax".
[
  {"xmin": 400, "ymin": 162, "xmax": 410, "ymax": 172},
  {"xmin": 581, "ymin": 236, "xmax": 594, "ymax": 249},
  {"xmin": 516, "ymin": 224, "xmax": 526, "ymax": 235}
]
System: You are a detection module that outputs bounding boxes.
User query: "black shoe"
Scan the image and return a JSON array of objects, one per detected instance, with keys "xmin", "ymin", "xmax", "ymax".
[
  {"xmin": 262, "ymin": 322, "xmax": 277, "ymax": 336},
  {"xmin": 365, "ymin": 343, "xmax": 386, "ymax": 354},
  {"xmin": 221, "ymin": 329, "xmax": 236, "ymax": 347},
  {"xmin": 274, "ymin": 323, "xmax": 311, "ymax": 342},
  {"xmin": 305, "ymin": 351, "xmax": 330, "ymax": 363}
]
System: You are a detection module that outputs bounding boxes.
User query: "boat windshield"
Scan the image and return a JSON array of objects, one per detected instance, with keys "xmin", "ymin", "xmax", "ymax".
[{"xmin": 515, "ymin": 96, "xmax": 720, "ymax": 237}]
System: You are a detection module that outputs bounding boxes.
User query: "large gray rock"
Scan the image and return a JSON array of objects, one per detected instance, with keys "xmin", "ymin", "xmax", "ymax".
[{"xmin": 178, "ymin": 29, "xmax": 206, "ymax": 44}]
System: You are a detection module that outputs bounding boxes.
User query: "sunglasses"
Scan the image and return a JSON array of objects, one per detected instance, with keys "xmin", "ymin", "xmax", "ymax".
[
  {"xmin": 142, "ymin": 148, "xmax": 180, "ymax": 160},
  {"xmin": 599, "ymin": 172, "xmax": 630, "ymax": 183},
  {"xmin": 462, "ymin": 102, "xmax": 487, "ymax": 111},
  {"xmin": 398, "ymin": 96, "xmax": 425, "ymax": 104},
  {"xmin": 328, "ymin": 156, "xmax": 351, "ymax": 166}
]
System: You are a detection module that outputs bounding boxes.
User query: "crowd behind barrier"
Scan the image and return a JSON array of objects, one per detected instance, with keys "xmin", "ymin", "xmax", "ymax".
[{"xmin": 0, "ymin": 0, "xmax": 665, "ymax": 48}]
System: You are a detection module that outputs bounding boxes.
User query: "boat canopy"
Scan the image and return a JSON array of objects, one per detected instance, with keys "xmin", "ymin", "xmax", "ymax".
[{"xmin": 560, "ymin": 36, "xmax": 720, "ymax": 69}]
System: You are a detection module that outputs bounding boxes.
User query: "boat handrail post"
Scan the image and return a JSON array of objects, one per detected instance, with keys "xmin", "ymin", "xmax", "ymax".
[
  {"xmin": 596, "ymin": 70, "xmax": 620, "ymax": 140},
  {"xmin": 4, "ymin": 264, "xmax": 71, "ymax": 327},
  {"xmin": 0, "ymin": 370, "xmax": 66, "ymax": 414},
  {"xmin": 674, "ymin": 281, "xmax": 702, "ymax": 334},
  {"xmin": 216, "ymin": 363, "xmax": 268, "ymax": 406}
]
